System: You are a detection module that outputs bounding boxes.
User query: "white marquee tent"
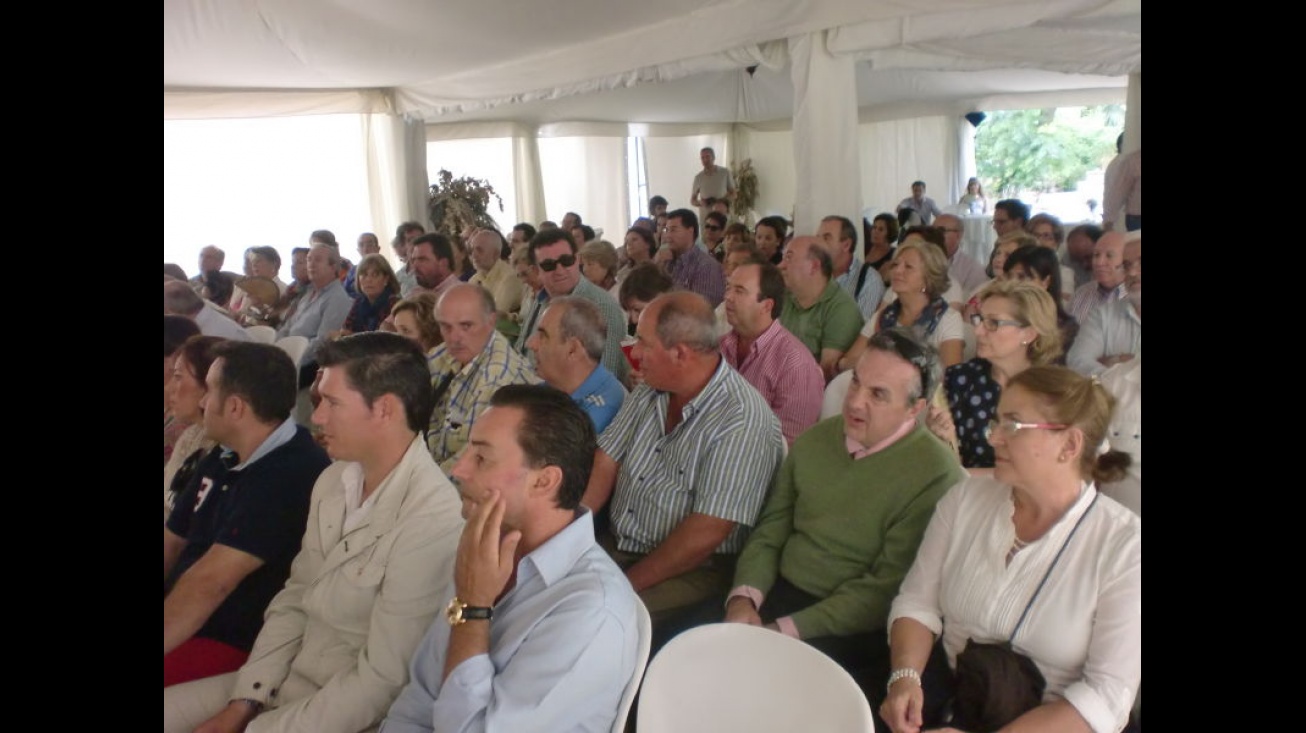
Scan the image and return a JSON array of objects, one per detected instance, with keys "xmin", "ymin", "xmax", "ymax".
[{"xmin": 164, "ymin": 0, "xmax": 1141, "ymax": 246}]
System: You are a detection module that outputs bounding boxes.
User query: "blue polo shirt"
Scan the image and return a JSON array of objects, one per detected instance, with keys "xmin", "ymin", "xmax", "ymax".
[{"xmin": 571, "ymin": 364, "xmax": 626, "ymax": 433}]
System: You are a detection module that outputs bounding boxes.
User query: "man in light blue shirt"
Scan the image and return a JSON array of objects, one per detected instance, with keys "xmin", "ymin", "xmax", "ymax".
[
  {"xmin": 527, "ymin": 296, "xmax": 627, "ymax": 433},
  {"xmin": 382, "ymin": 384, "xmax": 641, "ymax": 733}
]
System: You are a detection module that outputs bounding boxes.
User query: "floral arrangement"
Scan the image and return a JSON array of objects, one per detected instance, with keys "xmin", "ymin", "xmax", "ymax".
[
  {"xmin": 427, "ymin": 169, "xmax": 504, "ymax": 240},
  {"xmin": 730, "ymin": 158, "xmax": 759, "ymax": 224}
]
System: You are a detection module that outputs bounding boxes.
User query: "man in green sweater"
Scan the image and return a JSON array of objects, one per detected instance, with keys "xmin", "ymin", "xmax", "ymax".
[{"xmin": 723, "ymin": 327, "xmax": 965, "ymax": 696}]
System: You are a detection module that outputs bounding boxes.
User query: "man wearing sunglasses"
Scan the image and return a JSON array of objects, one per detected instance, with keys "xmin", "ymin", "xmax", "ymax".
[{"xmin": 519, "ymin": 229, "xmax": 630, "ymax": 385}]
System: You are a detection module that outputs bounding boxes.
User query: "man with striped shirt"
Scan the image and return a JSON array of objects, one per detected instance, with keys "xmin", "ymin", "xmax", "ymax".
[{"xmin": 583, "ymin": 291, "xmax": 785, "ymax": 624}]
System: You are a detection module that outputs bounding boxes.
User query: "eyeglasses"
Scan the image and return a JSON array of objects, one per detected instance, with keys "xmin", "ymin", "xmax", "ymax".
[
  {"xmin": 537, "ymin": 254, "xmax": 577, "ymax": 272},
  {"xmin": 970, "ymin": 314, "xmax": 1025, "ymax": 331},
  {"xmin": 984, "ymin": 419, "xmax": 1069, "ymax": 441}
]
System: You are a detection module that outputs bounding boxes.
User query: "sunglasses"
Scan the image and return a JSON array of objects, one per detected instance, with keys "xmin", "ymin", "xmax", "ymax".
[{"xmin": 537, "ymin": 254, "xmax": 577, "ymax": 272}]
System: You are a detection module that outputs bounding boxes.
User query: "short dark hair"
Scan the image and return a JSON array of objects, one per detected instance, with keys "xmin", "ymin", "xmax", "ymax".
[
  {"xmin": 1004, "ymin": 245, "xmax": 1069, "ymax": 317},
  {"xmin": 705, "ymin": 211, "xmax": 728, "ymax": 230},
  {"xmin": 618, "ymin": 262, "xmax": 673, "ymax": 310},
  {"xmin": 575, "ymin": 224, "xmax": 596, "ymax": 243},
  {"xmin": 315, "ymin": 332, "xmax": 432, "ymax": 434},
  {"xmin": 565, "ymin": 211, "xmax": 583, "ymax": 225},
  {"xmin": 512, "ymin": 222, "xmax": 537, "ymax": 241},
  {"xmin": 912, "ymin": 180, "xmax": 926, "ymax": 188},
  {"xmin": 1067, "ymin": 223, "xmax": 1105, "ymax": 245},
  {"xmin": 754, "ymin": 263, "xmax": 786, "ymax": 320},
  {"xmin": 201, "ymin": 270, "xmax": 236, "ymax": 308},
  {"xmin": 489, "ymin": 384, "xmax": 596, "ymax": 510},
  {"xmin": 668, "ymin": 208, "xmax": 699, "ymax": 240},
  {"xmin": 291, "ymin": 246, "xmax": 310, "ymax": 257},
  {"xmin": 756, "ymin": 215, "xmax": 788, "ymax": 240},
  {"xmin": 165, "ymin": 315, "xmax": 203, "ymax": 357},
  {"xmin": 865, "ymin": 326, "xmax": 939, "ymax": 404},
  {"xmin": 866, "ymin": 214, "xmax": 900, "ymax": 256},
  {"xmin": 648, "ymin": 195, "xmax": 668, "ymax": 211},
  {"xmin": 210, "ymin": 341, "xmax": 297, "ymax": 424},
  {"xmin": 821, "ymin": 215, "xmax": 858, "ymax": 252},
  {"xmin": 411, "ymin": 233, "xmax": 454, "ymax": 265},
  {"xmin": 528, "ymin": 228, "xmax": 577, "ymax": 264},
  {"xmin": 902, "ymin": 225, "xmax": 946, "ymax": 250},
  {"xmin": 994, "ymin": 199, "xmax": 1030, "ymax": 226}
]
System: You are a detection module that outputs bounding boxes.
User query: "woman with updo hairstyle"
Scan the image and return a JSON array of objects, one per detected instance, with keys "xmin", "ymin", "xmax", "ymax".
[
  {"xmin": 882, "ymin": 364, "xmax": 1140, "ymax": 733},
  {"xmin": 927, "ymin": 280, "xmax": 1063, "ymax": 470},
  {"xmin": 1003, "ymin": 244, "xmax": 1079, "ymax": 358},
  {"xmin": 841, "ymin": 239, "xmax": 965, "ymax": 371}
]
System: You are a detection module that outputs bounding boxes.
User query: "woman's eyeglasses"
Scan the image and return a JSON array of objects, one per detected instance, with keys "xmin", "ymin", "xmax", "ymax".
[
  {"xmin": 984, "ymin": 419, "xmax": 1069, "ymax": 441},
  {"xmin": 970, "ymin": 314, "xmax": 1025, "ymax": 331}
]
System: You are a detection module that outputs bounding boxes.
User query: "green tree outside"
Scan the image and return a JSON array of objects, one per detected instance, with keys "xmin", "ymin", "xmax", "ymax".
[{"xmin": 976, "ymin": 105, "xmax": 1124, "ymax": 198}]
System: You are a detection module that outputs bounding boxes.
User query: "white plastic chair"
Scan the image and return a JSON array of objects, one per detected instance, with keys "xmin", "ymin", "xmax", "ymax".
[
  {"xmin": 821, "ymin": 369, "xmax": 853, "ymax": 420},
  {"xmin": 636, "ymin": 623, "xmax": 876, "ymax": 733},
  {"xmin": 244, "ymin": 325, "xmax": 276, "ymax": 344},
  {"xmin": 275, "ymin": 335, "xmax": 309, "ymax": 366},
  {"xmin": 610, "ymin": 598, "xmax": 652, "ymax": 733}
]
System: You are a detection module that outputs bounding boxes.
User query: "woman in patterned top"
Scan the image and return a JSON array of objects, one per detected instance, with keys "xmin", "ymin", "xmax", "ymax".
[{"xmin": 927, "ymin": 280, "xmax": 1063, "ymax": 471}]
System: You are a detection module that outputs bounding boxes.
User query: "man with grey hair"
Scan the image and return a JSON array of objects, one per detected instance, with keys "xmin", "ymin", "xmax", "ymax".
[
  {"xmin": 934, "ymin": 213, "xmax": 989, "ymax": 296},
  {"xmin": 583, "ymin": 291, "xmax": 785, "ymax": 626},
  {"xmin": 276, "ymin": 242, "xmax": 353, "ymax": 368},
  {"xmin": 189, "ymin": 245, "xmax": 226, "ymax": 294},
  {"xmin": 426, "ymin": 283, "xmax": 539, "ymax": 472},
  {"xmin": 526, "ymin": 296, "xmax": 627, "ymax": 433},
  {"xmin": 468, "ymin": 229, "xmax": 524, "ymax": 328},
  {"xmin": 164, "ymin": 279, "xmax": 251, "ymax": 342}
]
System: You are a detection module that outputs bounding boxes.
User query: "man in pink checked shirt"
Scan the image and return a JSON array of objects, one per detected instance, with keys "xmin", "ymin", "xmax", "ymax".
[{"xmin": 718, "ymin": 328, "xmax": 965, "ymax": 706}]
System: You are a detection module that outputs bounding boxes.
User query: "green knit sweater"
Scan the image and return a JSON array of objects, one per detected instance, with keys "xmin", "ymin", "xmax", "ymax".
[{"xmin": 732, "ymin": 416, "xmax": 966, "ymax": 639}]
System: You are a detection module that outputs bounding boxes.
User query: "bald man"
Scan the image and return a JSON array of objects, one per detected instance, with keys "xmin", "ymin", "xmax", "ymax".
[
  {"xmin": 1068, "ymin": 231, "xmax": 1128, "ymax": 324},
  {"xmin": 426, "ymin": 283, "xmax": 539, "ymax": 473}
]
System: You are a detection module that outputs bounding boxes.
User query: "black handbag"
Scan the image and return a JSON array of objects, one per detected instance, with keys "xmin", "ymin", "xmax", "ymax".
[{"xmin": 949, "ymin": 493, "xmax": 1099, "ymax": 733}]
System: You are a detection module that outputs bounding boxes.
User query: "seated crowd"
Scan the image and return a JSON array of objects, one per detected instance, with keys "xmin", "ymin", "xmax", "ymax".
[{"xmin": 164, "ymin": 195, "xmax": 1140, "ymax": 732}]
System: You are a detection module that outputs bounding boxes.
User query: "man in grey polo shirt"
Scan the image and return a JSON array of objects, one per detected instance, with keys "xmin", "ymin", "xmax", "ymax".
[{"xmin": 583, "ymin": 291, "xmax": 785, "ymax": 625}]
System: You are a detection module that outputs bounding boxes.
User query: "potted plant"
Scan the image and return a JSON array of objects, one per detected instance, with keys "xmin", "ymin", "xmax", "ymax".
[{"xmin": 427, "ymin": 169, "xmax": 504, "ymax": 240}]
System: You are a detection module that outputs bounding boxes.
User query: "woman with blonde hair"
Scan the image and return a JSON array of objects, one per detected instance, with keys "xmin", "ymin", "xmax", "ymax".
[
  {"xmin": 840, "ymin": 240, "xmax": 965, "ymax": 371},
  {"xmin": 579, "ymin": 239, "xmax": 621, "ymax": 298},
  {"xmin": 882, "ymin": 365, "xmax": 1139, "ymax": 733},
  {"xmin": 928, "ymin": 280, "xmax": 1063, "ymax": 471}
]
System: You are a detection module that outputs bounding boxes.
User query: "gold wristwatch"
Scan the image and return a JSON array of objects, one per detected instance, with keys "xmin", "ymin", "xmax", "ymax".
[{"xmin": 445, "ymin": 596, "xmax": 493, "ymax": 626}]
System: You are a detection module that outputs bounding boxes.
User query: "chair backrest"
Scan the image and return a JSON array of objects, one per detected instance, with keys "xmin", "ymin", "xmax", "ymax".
[
  {"xmin": 610, "ymin": 597, "xmax": 652, "ymax": 733},
  {"xmin": 275, "ymin": 335, "xmax": 309, "ymax": 366},
  {"xmin": 245, "ymin": 325, "xmax": 277, "ymax": 344},
  {"xmin": 636, "ymin": 623, "xmax": 876, "ymax": 733},
  {"xmin": 821, "ymin": 368, "xmax": 852, "ymax": 420}
]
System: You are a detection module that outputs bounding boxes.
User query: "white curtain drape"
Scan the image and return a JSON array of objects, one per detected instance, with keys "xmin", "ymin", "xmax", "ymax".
[
  {"xmin": 858, "ymin": 116, "xmax": 956, "ymax": 220},
  {"xmin": 363, "ymin": 113, "xmax": 429, "ymax": 256},
  {"xmin": 789, "ymin": 31, "xmax": 862, "ymax": 238},
  {"xmin": 538, "ymin": 135, "xmax": 628, "ymax": 242}
]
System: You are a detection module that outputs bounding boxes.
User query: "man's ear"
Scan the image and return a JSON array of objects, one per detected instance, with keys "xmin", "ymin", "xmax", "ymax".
[
  {"xmin": 373, "ymin": 392, "xmax": 400, "ymax": 424},
  {"xmin": 905, "ymin": 397, "xmax": 927, "ymax": 422},
  {"xmin": 531, "ymin": 465, "xmax": 564, "ymax": 500}
]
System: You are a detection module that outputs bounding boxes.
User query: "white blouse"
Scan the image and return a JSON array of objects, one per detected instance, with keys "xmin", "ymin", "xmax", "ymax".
[{"xmin": 889, "ymin": 477, "xmax": 1141, "ymax": 733}]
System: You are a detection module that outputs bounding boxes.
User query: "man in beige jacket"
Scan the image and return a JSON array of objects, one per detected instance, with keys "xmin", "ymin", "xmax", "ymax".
[{"xmin": 164, "ymin": 332, "xmax": 465, "ymax": 733}]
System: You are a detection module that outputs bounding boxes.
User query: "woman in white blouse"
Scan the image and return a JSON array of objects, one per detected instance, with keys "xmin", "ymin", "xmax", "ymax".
[{"xmin": 881, "ymin": 365, "xmax": 1140, "ymax": 733}]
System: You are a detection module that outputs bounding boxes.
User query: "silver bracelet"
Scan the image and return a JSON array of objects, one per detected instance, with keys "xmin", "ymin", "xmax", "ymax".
[{"xmin": 886, "ymin": 667, "xmax": 922, "ymax": 693}]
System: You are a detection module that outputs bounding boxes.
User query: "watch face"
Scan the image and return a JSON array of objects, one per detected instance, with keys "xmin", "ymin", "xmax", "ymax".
[{"xmin": 445, "ymin": 598, "xmax": 465, "ymax": 625}]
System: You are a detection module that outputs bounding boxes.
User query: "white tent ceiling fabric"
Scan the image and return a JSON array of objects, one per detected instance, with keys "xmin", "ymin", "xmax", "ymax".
[{"xmin": 163, "ymin": 0, "xmax": 1140, "ymax": 124}]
